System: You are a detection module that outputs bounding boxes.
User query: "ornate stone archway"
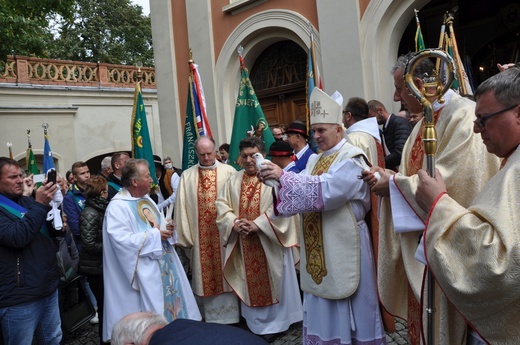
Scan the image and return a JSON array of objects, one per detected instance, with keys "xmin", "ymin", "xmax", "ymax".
[
  {"xmin": 360, "ymin": 0, "xmax": 431, "ymax": 112},
  {"xmin": 215, "ymin": 9, "xmax": 319, "ymax": 142}
]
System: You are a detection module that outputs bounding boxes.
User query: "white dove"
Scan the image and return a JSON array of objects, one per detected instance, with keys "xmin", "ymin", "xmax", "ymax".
[{"xmin": 252, "ymin": 152, "xmax": 280, "ymax": 199}]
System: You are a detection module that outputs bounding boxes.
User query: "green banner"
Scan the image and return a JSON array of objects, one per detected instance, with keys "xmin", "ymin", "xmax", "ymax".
[
  {"xmin": 181, "ymin": 77, "xmax": 199, "ymax": 171},
  {"xmin": 26, "ymin": 148, "xmax": 39, "ymax": 175},
  {"xmin": 228, "ymin": 67, "xmax": 275, "ymax": 170},
  {"xmin": 131, "ymin": 83, "xmax": 157, "ymax": 185}
]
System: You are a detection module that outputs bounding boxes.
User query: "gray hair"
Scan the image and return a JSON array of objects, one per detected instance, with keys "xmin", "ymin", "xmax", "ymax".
[
  {"xmin": 474, "ymin": 67, "xmax": 520, "ymax": 106},
  {"xmin": 121, "ymin": 158, "xmax": 148, "ymax": 187},
  {"xmin": 101, "ymin": 156, "xmax": 112, "ymax": 170},
  {"xmin": 111, "ymin": 312, "xmax": 167, "ymax": 345},
  {"xmin": 391, "ymin": 52, "xmax": 435, "ymax": 81}
]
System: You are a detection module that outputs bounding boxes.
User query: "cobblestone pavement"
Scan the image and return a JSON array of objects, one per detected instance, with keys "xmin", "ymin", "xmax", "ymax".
[{"xmin": 63, "ymin": 318, "xmax": 410, "ymax": 344}]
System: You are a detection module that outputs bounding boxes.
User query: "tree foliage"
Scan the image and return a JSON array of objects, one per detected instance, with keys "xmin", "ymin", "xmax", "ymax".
[
  {"xmin": 0, "ymin": 0, "xmax": 154, "ymax": 66},
  {"xmin": 49, "ymin": 0, "xmax": 154, "ymax": 66},
  {"xmin": 0, "ymin": 0, "xmax": 75, "ymax": 60}
]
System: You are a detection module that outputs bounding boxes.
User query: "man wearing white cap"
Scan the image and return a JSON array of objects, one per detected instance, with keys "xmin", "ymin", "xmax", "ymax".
[{"xmin": 258, "ymin": 88, "xmax": 387, "ymax": 344}]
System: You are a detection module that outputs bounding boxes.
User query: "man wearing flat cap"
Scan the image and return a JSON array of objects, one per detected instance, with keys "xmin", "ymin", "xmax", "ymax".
[
  {"xmin": 285, "ymin": 121, "xmax": 316, "ymax": 173},
  {"xmin": 258, "ymin": 87, "xmax": 386, "ymax": 344}
]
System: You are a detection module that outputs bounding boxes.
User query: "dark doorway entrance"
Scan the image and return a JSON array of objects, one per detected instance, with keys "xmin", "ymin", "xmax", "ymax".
[
  {"xmin": 399, "ymin": 0, "xmax": 520, "ymax": 88},
  {"xmin": 250, "ymin": 40, "xmax": 308, "ymax": 128},
  {"xmin": 85, "ymin": 151, "xmax": 131, "ymax": 177}
]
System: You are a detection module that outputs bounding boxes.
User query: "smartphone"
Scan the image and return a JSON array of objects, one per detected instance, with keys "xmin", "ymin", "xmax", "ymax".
[{"xmin": 47, "ymin": 169, "xmax": 57, "ymax": 184}]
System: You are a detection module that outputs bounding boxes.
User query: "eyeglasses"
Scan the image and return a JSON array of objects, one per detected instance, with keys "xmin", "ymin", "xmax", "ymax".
[{"xmin": 473, "ymin": 103, "xmax": 519, "ymax": 129}]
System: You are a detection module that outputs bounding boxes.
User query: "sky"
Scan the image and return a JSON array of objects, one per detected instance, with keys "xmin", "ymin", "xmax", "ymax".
[{"xmin": 130, "ymin": 0, "xmax": 150, "ymax": 15}]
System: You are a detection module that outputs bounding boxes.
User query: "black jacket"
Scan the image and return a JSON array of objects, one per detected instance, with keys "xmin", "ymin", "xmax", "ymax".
[
  {"xmin": 78, "ymin": 197, "xmax": 108, "ymax": 276},
  {"xmin": 383, "ymin": 114, "xmax": 412, "ymax": 170},
  {"xmin": 107, "ymin": 173, "xmax": 123, "ymax": 201},
  {"xmin": 0, "ymin": 195, "xmax": 60, "ymax": 307}
]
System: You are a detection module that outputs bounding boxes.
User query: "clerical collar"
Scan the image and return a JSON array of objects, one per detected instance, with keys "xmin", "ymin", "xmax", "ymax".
[
  {"xmin": 322, "ymin": 138, "xmax": 347, "ymax": 157},
  {"xmin": 198, "ymin": 161, "xmax": 218, "ymax": 170},
  {"xmin": 433, "ymin": 89, "xmax": 454, "ymax": 112}
]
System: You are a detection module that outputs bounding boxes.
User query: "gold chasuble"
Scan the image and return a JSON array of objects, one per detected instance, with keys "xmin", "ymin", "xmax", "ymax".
[
  {"xmin": 238, "ymin": 174, "xmax": 272, "ymax": 306},
  {"xmin": 216, "ymin": 170, "xmax": 299, "ymax": 307},
  {"xmin": 425, "ymin": 147, "xmax": 520, "ymax": 345},
  {"xmin": 302, "ymin": 152, "xmax": 339, "ymax": 284},
  {"xmin": 377, "ymin": 93, "xmax": 501, "ymax": 345},
  {"xmin": 175, "ymin": 162, "xmax": 237, "ymax": 297}
]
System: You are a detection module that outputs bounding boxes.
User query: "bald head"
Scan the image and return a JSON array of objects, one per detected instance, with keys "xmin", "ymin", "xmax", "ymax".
[{"xmin": 195, "ymin": 136, "xmax": 217, "ymax": 166}]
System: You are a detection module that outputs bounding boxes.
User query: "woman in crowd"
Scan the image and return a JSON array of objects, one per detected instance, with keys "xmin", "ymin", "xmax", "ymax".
[{"xmin": 79, "ymin": 176, "xmax": 110, "ymax": 345}]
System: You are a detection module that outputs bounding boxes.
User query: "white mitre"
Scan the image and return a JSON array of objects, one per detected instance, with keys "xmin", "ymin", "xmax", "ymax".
[{"xmin": 309, "ymin": 87, "xmax": 343, "ymax": 125}]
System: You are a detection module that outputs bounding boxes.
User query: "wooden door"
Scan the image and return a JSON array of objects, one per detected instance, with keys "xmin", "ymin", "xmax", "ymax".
[
  {"xmin": 251, "ymin": 40, "xmax": 307, "ymax": 128},
  {"xmin": 259, "ymin": 92, "xmax": 307, "ymax": 128}
]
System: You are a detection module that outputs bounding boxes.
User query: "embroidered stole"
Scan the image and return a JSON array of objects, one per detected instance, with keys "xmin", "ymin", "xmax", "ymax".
[
  {"xmin": 0, "ymin": 195, "xmax": 50, "ymax": 238},
  {"xmin": 302, "ymin": 151, "xmax": 339, "ymax": 284},
  {"xmin": 406, "ymin": 109, "xmax": 441, "ymax": 345},
  {"xmin": 408, "ymin": 110, "xmax": 441, "ymax": 175},
  {"xmin": 197, "ymin": 168, "xmax": 224, "ymax": 296},
  {"xmin": 238, "ymin": 173, "xmax": 272, "ymax": 306}
]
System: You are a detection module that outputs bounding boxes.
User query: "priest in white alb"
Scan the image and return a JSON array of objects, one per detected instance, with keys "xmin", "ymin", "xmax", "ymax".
[{"xmin": 103, "ymin": 159, "xmax": 200, "ymax": 342}]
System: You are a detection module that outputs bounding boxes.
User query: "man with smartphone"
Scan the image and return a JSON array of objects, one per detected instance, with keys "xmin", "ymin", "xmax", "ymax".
[{"xmin": 0, "ymin": 157, "xmax": 62, "ymax": 344}]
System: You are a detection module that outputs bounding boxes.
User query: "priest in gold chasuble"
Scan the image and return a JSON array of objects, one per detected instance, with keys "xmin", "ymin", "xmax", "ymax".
[
  {"xmin": 216, "ymin": 136, "xmax": 302, "ymax": 336},
  {"xmin": 365, "ymin": 54, "xmax": 501, "ymax": 345},
  {"xmin": 416, "ymin": 68, "xmax": 520, "ymax": 345},
  {"xmin": 258, "ymin": 88, "xmax": 387, "ymax": 345},
  {"xmin": 175, "ymin": 136, "xmax": 239, "ymax": 324}
]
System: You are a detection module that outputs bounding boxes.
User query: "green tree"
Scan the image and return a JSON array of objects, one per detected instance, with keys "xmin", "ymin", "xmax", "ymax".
[
  {"xmin": 0, "ymin": 0, "xmax": 74, "ymax": 61},
  {"xmin": 49, "ymin": 0, "xmax": 154, "ymax": 66}
]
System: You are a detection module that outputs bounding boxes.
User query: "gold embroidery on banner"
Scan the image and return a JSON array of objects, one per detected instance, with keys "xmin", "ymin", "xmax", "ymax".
[
  {"xmin": 197, "ymin": 169, "xmax": 224, "ymax": 296},
  {"xmin": 303, "ymin": 152, "xmax": 339, "ymax": 284},
  {"xmin": 239, "ymin": 174, "xmax": 272, "ymax": 306}
]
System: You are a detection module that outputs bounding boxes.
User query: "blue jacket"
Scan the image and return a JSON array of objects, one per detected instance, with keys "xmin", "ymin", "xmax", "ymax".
[
  {"xmin": 63, "ymin": 184, "xmax": 86, "ymax": 240},
  {"xmin": 0, "ymin": 196, "xmax": 60, "ymax": 308},
  {"xmin": 293, "ymin": 145, "xmax": 316, "ymax": 173}
]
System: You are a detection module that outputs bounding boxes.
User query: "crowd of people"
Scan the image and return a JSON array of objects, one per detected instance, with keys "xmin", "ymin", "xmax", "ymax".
[{"xmin": 0, "ymin": 55, "xmax": 519, "ymax": 345}]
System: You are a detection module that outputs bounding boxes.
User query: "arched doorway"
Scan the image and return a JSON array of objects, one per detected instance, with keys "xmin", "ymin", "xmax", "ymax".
[
  {"xmin": 85, "ymin": 151, "xmax": 131, "ymax": 177},
  {"xmin": 250, "ymin": 40, "xmax": 308, "ymax": 128}
]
